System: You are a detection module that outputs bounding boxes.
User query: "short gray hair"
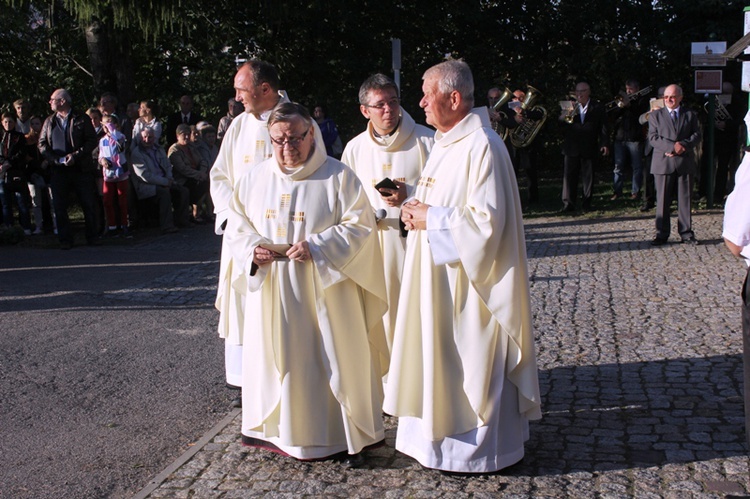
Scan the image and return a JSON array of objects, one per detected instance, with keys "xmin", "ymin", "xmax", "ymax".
[
  {"xmin": 358, "ymin": 73, "xmax": 399, "ymax": 106},
  {"xmin": 423, "ymin": 60, "xmax": 474, "ymax": 107},
  {"xmin": 53, "ymin": 88, "xmax": 73, "ymax": 106},
  {"xmin": 267, "ymin": 102, "xmax": 313, "ymax": 130}
]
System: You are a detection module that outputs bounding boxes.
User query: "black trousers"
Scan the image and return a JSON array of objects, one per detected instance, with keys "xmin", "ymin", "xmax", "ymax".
[
  {"xmin": 49, "ymin": 167, "xmax": 98, "ymax": 244},
  {"xmin": 562, "ymin": 155, "xmax": 594, "ymax": 210},
  {"xmin": 741, "ymin": 267, "xmax": 750, "ymax": 446}
]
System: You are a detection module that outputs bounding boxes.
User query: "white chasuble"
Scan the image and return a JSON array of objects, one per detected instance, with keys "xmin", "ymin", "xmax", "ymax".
[
  {"xmin": 341, "ymin": 108, "xmax": 434, "ymax": 353},
  {"xmin": 226, "ymin": 130, "xmax": 389, "ymax": 459},
  {"xmin": 211, "ymin": 111, "xmax": 275, "ymax": 348},
  {"xmin": 383, "ymin": 107, "xmax": 542, "ymax": 472},
  {"xmin": 211, "ymin": 94, "xmax": 290, "ymax": 347}
]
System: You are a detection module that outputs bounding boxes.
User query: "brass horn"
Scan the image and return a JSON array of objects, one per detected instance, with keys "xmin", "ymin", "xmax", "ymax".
[
  {"xmin": 490, "ymin": 87, "xmax": 514, "ymax": 140},
  {"xmin": 705, "ymin": 95, "xmax": 733, "ymax": 125},
  {"xmin": 509, "ymin": 85, "xmax": 548, "ymax": 149}
]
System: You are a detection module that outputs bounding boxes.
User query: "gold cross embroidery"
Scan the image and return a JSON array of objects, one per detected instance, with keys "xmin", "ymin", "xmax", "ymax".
[{"xmin": 417, "ymin": 176, "xmax": 435, "ymax": 188}]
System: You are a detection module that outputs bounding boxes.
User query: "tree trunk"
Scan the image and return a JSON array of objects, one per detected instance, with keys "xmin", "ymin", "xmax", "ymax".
[{"xmin": 84, "ymin": 17, "xmax": 136, "ymax": 112}]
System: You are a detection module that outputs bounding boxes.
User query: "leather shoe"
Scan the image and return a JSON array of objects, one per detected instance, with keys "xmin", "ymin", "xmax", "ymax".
[
  {"xmin": 650, "ymin": 237, "xmax": 668, "ymax": 246},
  {"xmin": 229, "ymin": 395, "xmax": 242, "ymax": 408},
  {"xmin": 342, "ymin": 453, "xmax": 365, "ymax": 469},
  {"xmin": 681, "ymin": 236, "xmax": 699, "ymax": 245}
]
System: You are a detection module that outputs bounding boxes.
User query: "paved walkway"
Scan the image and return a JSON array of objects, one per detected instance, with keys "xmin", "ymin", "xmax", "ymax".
[{"xmin": 136, "ymin": 211, "xmax": 750, "ymax": 498}]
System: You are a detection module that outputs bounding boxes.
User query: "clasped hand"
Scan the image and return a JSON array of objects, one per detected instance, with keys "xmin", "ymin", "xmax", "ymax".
[
  {"xmin": 666, "ymin": 141, "xmax": 686, "ymax": 157},
  {"xmin": 401, "ymin": 199, "xmax": 429, "ymax": 231}
]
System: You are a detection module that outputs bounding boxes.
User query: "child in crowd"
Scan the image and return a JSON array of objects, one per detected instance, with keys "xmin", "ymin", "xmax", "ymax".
[{"xmin": 98, "ymin": 115, "xmax": 131, "ymax": 237}]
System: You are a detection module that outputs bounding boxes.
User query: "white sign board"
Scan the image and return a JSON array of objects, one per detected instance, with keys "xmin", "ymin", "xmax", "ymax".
[
  {"xmin": 691, "ymin": 41, "xmax": 727, "ymax": 66},
  {"xmin": 695, "ymin": 70, "xmax": 723, "ymax": 94}
]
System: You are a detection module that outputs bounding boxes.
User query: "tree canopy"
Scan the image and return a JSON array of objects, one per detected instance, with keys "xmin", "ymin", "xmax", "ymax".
[{"xmin": 2, "ymin": 0, "xmax": 746, "ymax": 149}]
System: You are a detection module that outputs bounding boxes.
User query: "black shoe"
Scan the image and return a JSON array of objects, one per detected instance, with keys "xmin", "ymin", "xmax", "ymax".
[
  {"xmin": 342, "ymin": 453, "xmax": 365, "ymax": 469},
  {"xmin": 87, "ymin": 237, "xmax": 103, "ymax": 246},
  {"xmin": 650, "ymin": 237, "xmax": 668, "ymax": 246},
  {"xmin": 60, "ymin": 241, "xmax": 72, "ymax": 250},
  {"xmin": 560, "ymin": 204, "xmax": 575, "ymax": 213},
  {"xmin": 230, "ymin": 395, "xmax": 242, "ymax": 408},
  {"xmin": 681, "ymin": 236, "xmax": 699, "ymax": 245},
  {"xmin": 639, "ymin": 204, "xmax": 653, "ymax": 212}
]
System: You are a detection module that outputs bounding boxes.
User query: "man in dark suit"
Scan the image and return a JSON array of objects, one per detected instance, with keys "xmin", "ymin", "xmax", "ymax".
[
  {"xmin": 648, "ymin": 84, "xmax": 701, "ymax": 246},
  {"xmin": 559, "ymin": 81, "xmax": 609, "ymax": 212},
  {"xmin": 165, "ymin": 94, "xmax": 204, "ymax": 147}
]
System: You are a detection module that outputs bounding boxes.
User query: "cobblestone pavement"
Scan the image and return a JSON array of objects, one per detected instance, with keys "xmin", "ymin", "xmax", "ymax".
[{"xmin": 136, "ymin": 211, "xmax": 750, "ymax": 498}]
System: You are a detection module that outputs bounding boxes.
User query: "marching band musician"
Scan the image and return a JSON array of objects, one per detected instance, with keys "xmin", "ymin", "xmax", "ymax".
[
  {"xmin": 701, "ymin": 82, "xmax": 743, "ymax": 202},
  {"xmin": 610, "ymin": 79, "xmax": 650, "ymax": 202},
  {"xmin": 487, "ymin": 87, "xmax": 519, "ymax": 142},
  {"xmin": 558, "ymin": 81, "xmax": 609, "ymax": 212},
  {"xmin": 638, "ymin": 86, "xmax": 666, "ymax": 212},
  {"xmin": 509, "ymin": 88, "xmax": 545, "ymax": 204}
]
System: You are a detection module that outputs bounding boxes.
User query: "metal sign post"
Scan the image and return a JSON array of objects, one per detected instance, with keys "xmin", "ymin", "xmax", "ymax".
[
  {"xmin": 695, "ymin": 69, "xmax": 723, "ymax": 208},
  {"xmin": 692, "ymin": 43, "xmax": 726, "ymax": 209},
  {"xmin": 392, "ymin": 38, "xmax": 401, "ymax": 92}
]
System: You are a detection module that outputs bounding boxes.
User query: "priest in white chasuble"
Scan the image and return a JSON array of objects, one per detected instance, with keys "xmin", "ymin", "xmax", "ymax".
[
  {"xmin": 341, "ymin": 73, "xmax": 434, "ymax": 356},
  {"xmin": 382, "ymin": 60, "xmax": 542, "ymax": 473},
  {"xmin": 210, "ymin": 60, "xmax": 289, "ymax": 400},
  {"xmin": 226, "ymin": 102, "xmax": 389, "ymax": 466}
]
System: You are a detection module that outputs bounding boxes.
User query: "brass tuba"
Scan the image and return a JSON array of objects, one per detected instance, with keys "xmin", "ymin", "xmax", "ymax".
[
  {"xmin": 490, "ymin": 87, "xmax": 514, "ymax": 140},
  {"xmin": 704, "ymin": 95, "xmax": 733, "ymax": 125},
  {"xmin": 509, "ymin": 85, "xmax": 548, "ymax": 148}
]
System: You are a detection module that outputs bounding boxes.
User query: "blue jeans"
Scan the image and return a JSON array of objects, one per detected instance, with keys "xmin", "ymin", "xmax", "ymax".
[
  {"xmin": 613, "ymin": 140, "xmax": 644, "ymax": 195},
  {"xmin": 1, "ymin": 178, "xmax": 33, "ymax": 230}
]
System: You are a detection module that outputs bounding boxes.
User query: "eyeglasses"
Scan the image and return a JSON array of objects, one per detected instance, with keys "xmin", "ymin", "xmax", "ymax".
[
  {"xmin": 270, "ymin": 128, "xmax": 310, "ymax": 147},
  {"xmin": 364, "ymin": 98, "xmax": 400, "ymax": 111},
  {"xmin": 49, "ymin": 98, "xmax": 63, "ymax": 103}
]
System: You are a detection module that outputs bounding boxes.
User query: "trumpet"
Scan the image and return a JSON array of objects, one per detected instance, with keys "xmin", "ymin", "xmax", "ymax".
[
  {"xmin": 562, "ymin": 99, "xmax": 579, "ymax": 124},
  {"xmin": 605, "ymin": 85, "xmax": 653, "ymax": 112},
  {"xmin": 489, "ymin": 87, "xmax": 514, "ymax": 140}
]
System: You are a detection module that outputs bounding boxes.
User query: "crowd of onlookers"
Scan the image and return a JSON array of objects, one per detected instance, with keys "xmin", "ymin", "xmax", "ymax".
[{"xmin": 0, "ymin": 91, "xmax": 243, "ymax": 248}]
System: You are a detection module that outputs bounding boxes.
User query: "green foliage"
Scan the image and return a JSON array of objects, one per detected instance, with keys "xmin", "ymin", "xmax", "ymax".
[{"xmin": 1, "ymin": 0, "xmax": 746, "ymax": 154}]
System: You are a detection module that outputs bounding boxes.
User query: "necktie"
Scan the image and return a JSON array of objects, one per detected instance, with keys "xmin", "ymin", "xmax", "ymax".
[
  {"xmin": 670, "ymin": 110, "xmax": 677, "ymax": 123},
  {"xmin": 182, "ymin": 115, "xmax": 188, "ymax": 124}
]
